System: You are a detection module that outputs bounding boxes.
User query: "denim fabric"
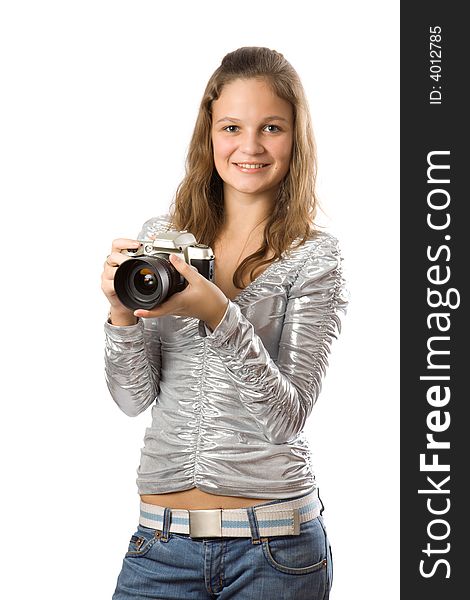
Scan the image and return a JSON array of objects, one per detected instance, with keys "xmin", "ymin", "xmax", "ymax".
[{"xmin": 112, "ymin": 509, "xmax": 333, "ymax": 599}]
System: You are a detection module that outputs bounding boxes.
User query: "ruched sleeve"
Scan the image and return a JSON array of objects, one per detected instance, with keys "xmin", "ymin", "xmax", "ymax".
[
  {"xmin": 104, "ymin": 318, "xmax": 162, "ymax": 417},
  {"xmin": 103, "ymin": 216, "xmax": 172, "ymax": 416},
  {"xmin": 199, "ymin": 234, "xmax": 349, "ymax": 444}
]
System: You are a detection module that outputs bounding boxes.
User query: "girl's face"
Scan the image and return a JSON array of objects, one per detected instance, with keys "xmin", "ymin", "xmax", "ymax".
[{"xmin": 211, "ymin": 78, "xmax": 293, "ymax": 200}]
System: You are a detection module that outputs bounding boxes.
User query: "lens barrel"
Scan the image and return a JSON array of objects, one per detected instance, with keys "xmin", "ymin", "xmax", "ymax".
[{"xmin": 114, "ymin": 256, "xmax": 185, "ymax": 310}]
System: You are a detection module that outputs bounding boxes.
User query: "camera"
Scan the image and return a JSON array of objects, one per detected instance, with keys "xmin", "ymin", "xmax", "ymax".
[{"xmin": 114, "ymin": 231, "xmax": 215, "ymax": 310}]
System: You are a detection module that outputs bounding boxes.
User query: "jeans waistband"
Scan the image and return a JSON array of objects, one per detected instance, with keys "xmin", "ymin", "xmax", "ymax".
[{"xmin": 139, "ymin": 488, "xmax": 322, "ymax": 539}]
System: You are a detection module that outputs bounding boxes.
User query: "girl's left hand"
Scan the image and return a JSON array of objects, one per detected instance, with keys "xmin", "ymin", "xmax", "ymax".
[{"xmin": 133, "ymin": 253, "xmax": 229, "ymax": 331}]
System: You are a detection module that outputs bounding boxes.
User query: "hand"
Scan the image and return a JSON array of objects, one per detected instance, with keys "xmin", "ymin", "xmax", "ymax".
[
  {"xmin": 133, "ymin": 253, "xmax": 229, "ymax": 331},
  {"xmin": 101, "ymin": 238, "xmax": 141, "ymax": 324}
]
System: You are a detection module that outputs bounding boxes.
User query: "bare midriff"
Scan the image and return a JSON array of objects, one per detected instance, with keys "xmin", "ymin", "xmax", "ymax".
[{"xmin": 140, "ymin": 488, "xmax": 275, "ymax": 510}]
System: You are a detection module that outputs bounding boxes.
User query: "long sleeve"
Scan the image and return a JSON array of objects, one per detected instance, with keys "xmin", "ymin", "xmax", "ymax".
[
  {"xmin": 103, "ymin": 215, "xmax": 172, "ymax": 416},
  {"xmin": 199, "ymin": 235, "xmax": 349, "ymax": 444},
  {"xmin": 104, "ymin": 318, "xmax": 162, "ymax": 416}
]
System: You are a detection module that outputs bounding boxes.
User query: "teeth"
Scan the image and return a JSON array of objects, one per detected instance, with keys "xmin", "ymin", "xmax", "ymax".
[{"xmin": 237, "ymin": 163, "xmax": 266, "ymax": 169}]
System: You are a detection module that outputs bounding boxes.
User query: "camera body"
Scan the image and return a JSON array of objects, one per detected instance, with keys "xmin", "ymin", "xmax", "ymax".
[{"xmin": 114, "ymin": 231, "xmax": 215, "ymax": 310}]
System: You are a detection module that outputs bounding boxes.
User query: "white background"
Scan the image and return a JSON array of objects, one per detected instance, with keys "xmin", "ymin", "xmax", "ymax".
[{"xmin": 0, "ymin": 1, "xmax": 399, "ymax": 598}]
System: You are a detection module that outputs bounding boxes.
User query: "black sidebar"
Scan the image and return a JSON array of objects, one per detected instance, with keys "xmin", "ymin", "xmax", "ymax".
[{"xmin": 401, "ymin": 2, "xmax": 467, "ymax": 598}]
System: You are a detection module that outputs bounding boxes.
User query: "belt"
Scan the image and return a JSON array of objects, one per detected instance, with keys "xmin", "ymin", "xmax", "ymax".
[{"xmin": 139, "ymin": 488, "xmax": 322, "ymax": 539}]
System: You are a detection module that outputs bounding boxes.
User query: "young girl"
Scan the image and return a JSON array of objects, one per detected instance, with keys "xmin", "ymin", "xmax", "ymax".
[{"xmin": 102, "ymin": 46, "xmax": 348, "ymax": 600}]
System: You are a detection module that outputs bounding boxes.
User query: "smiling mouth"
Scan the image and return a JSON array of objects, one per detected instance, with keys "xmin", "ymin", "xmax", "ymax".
[{"xmin": 234, "ymin": 163, "xmax": 270, "ymax": 170}]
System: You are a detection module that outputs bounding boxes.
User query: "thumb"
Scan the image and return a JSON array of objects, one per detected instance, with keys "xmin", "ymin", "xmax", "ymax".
[{"xmin": 169, "ymin": 253, "xmax": 200, "ymax": 283}]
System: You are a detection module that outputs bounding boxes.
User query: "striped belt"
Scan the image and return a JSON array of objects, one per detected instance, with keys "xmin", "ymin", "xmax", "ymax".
[{"xmin": 139, "ymin": 488, "xmax": 322, "ymax": 539}]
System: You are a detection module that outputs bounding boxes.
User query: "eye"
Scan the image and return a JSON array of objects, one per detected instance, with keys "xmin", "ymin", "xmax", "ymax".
[
  {"xmin": 223, "ymin": 125, "xmax": 239, "ymax": 133},
  {"xmin": 264, "ymin": 124, "xmax": 281, "ymax": 133}
]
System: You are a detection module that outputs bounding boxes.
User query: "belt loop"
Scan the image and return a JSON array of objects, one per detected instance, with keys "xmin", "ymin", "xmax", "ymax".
[
  {"xmin": 247, "ymin": 506, "xmax": 261, "ymax": 544},
  {"xmin": 160, "ymin": 507, "xmax": 172, "ymax": 542}
]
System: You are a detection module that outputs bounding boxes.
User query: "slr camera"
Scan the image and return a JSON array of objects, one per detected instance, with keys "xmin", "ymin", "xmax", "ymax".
[{"xmin": 114, "ymin": 231, "xmax": 215, "ymax": 310}]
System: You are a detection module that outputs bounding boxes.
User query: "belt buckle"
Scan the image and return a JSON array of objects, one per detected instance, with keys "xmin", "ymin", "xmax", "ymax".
[{"xmin": 188, "ymin": 509, "xmax": 223, "ymax": 538}]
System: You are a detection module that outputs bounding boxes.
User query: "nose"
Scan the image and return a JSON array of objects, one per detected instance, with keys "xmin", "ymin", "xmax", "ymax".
[{"xmin": 239, "ymin": 129, "xmax": 264, "ymax": 155}]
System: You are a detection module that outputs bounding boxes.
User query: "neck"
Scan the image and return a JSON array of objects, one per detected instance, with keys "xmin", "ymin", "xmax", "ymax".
[{"xmin": 221, "ymin": 185, "xmax": 276, "ymax": 236}]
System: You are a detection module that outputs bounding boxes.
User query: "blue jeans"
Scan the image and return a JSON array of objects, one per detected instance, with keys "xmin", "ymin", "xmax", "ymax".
[{"xmin": 112, "ymin": 499, "xmax": 333, "ymax": 599}]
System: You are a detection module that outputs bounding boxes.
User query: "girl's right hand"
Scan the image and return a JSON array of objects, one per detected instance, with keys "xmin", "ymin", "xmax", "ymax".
[{"xmin": 101, "ymin": 238, "xmax": 141, "ymax": 324}]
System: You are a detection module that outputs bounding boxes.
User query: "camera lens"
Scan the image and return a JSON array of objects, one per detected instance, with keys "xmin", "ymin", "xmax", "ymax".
[
  {"xmin": 114, "ymin": 256, "xmax": 185, "ymax": 310},
  {"xmin": 134, "ymin": 268, "xmax": 158, "ymax": 295}
]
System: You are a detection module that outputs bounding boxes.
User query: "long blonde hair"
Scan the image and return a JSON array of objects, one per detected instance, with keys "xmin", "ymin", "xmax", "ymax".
[{"xmin": 171, "ymin": 46, "xmax": 319, "ymax": 288}]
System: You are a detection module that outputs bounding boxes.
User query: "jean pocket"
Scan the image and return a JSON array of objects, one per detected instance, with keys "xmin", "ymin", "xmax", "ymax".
[
  {"xmin": 261, "ymin": 518, "xmax": 328, "ymax": 576},
  {"xmin": 125, "ymin": 525, "xmax": 159, "ymax": 558},
  {"xmin": 328, "ymin": 541, "xmax": 334, "ymax": 590},
  {"xmin": 317, "ymin": 516, "xmax": 333, "ymax": 591}
]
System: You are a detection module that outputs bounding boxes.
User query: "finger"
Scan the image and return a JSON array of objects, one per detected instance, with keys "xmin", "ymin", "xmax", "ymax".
[
  {"xmin": 133, "ymin": 305, "xmax": 171, "ymax": 319},
  {"xmin": 133, "ymin": 290, "xmax": 185, "ymax": 319},
  {"xmin": 103, "ymin": 250, "xmax": 138, "ymax": 276},
  {"xmin": 111, "ymin": 238, "xmax": 141, "ymax": 253},
  {"xmin": 102, "ymin": 263, "xmax": 119, "ymax": 281},
  {"xmin": 169, "ymin": 253, "xmax": 200, "ymax": 284},
  {"xmin": 133, "ymin": 308, "xmax": 157, "ymax": 319},
  {"xmin": 106, "ymin": 250, "xmax": 133, "ymax": 268}
]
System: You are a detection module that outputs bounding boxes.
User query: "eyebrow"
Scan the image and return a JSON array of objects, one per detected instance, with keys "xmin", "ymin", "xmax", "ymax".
[{"xmin": 215, "ymin": 115, "xmax": 289, "ymax": 124}]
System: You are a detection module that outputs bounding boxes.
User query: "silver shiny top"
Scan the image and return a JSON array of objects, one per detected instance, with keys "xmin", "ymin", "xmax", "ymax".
[{"xmin": 104, "ymin": 215, "xmax": 349, "ymax": 498}]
